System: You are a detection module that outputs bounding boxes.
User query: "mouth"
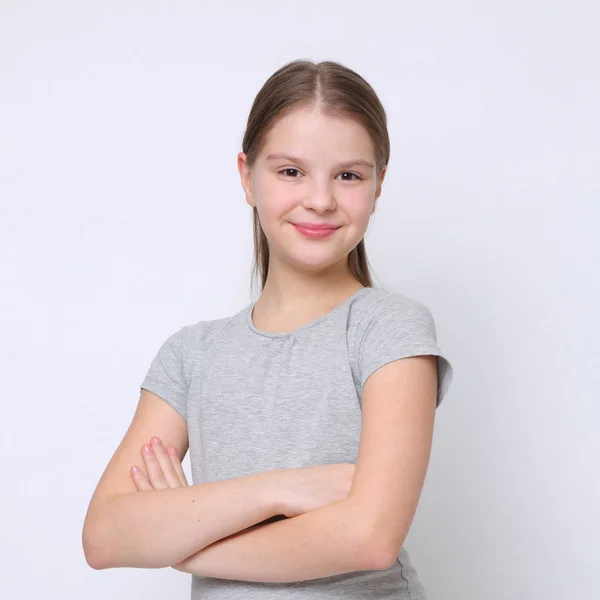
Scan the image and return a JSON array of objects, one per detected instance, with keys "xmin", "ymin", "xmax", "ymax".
[
  {"xmin": 290, "ymin": 222, "xmax": 341, "ymax": 231},
  {"xmin": 290, "ymin": 222, "xmax": 341, "ymax": 239}
]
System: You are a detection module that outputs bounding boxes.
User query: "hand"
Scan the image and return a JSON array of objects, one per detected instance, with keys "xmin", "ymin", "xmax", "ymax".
[
  {"xmin": 279, "ymin": 462, "xmax": 356, "ymax": 518},
  {"xmin": 130, "ymin": 436, "xmax": 189, "ymax": 490}
]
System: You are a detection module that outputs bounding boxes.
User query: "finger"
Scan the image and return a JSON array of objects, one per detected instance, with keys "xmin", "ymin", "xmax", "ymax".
[
  {"xmin": 149, "ymin": 437, "xmax": 183, "ymax": 488},
  {"xmin": 141, "ymin": 443, "xmax": 169, "ymax": 489},
  {"xmin": 148, "ymin": 437, "xmax": 182, "ymax": 488},
  {"xmin": 130, "ymin": 465, "xmax": 152, "ymax": 491},
  {"xmin": 167, "ymin": 447, "xmax": 188, "ymax": 486},
  {"xmin": 167, "ymin": 446, "xmax": 189, "ymax": 486}
]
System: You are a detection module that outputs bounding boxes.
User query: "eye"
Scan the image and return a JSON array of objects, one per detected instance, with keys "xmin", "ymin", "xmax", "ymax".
[
  {"xmin": 279, "ymin": 168, "xmax": 302, "ymax": 178},
  {"xmin": 278, "ymin": 169, "xmax": 362, "ymax": 180},
  {"xmin": 337, "ymin": 172, "xmax": 362, "ymax": 181}
]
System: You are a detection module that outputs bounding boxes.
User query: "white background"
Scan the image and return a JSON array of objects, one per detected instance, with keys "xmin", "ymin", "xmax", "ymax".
[{"xmin": 1, "ymin": 1, "xmax": 598, "ymax": 598}]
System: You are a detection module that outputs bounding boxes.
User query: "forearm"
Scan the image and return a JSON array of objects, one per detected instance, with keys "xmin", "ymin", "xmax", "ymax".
[
  {"xmin": 85, "ymin": 471, "xmax": 284, "ymax": 569},
  {"xmin": 172, "ymin": 497, "xmax": 380, "ymax": 583}
]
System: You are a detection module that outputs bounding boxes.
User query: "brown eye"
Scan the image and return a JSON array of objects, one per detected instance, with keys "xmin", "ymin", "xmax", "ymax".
[
  {"xmin": 338, "ymin": 172, "xmax": 361, "ymax": 181},
  {"xmin": 280, "ymin": 168, "xmax": 301, "ymax": 177}
]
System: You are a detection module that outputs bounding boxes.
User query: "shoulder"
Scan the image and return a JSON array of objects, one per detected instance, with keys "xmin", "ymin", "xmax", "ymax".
[
  {"xmin": 349, "ymin": 287, "xmax": 435, "ymax": 336},
  {"xmin": 347, "ymin": 287, "xmax": 440, "ymax": 370},
  {"xmin": 349, "ymin": 288, "xmax": 453, "ymax": 406},
  {"xmin": 142, "ymin": 309, "xmax": 245, "ymax": 396},
  {"xmin": 151, "ymin": 306, "xmax": 240, "ymax": 357},
  {"xmin": 179, "ymin": 309, "xmax": 243, "ymax": 351}
]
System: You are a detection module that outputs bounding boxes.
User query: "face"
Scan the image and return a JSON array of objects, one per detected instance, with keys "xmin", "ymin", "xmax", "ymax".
[{"xmin": 238, "ymin": 105, "xmax": 386, "ymax": 274}]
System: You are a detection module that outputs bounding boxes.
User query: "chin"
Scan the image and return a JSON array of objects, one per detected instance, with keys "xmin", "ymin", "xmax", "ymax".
[{"xmin": 288, "ymin": 252, "xmax": 349, "ymax": 271}]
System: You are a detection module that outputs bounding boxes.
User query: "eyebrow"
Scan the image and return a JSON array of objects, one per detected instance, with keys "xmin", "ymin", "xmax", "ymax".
[{"xmin": 265, "ymin": 153, "xmax": 375, "ymax": 170}]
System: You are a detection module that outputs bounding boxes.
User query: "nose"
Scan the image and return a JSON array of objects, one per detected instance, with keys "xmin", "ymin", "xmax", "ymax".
[{"xmin": 302, "ymin": 177, "xmax": 336, "ymax": 212}]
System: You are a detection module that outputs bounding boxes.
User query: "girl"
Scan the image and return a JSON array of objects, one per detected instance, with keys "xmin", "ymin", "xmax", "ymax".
[{"xmin": 82, "ymin": 59, "xmax": 453, "ymax": 600}]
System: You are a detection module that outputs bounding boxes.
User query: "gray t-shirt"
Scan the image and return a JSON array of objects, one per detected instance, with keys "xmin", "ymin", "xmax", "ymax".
[{"xmin": 140, "ymin": 285, "xmax": 453, "ymax": 599}]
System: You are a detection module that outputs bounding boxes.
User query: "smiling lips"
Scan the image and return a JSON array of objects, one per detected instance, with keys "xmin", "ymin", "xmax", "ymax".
[
  {"xmin": 292, "ymin": 222, "xmax": 341, "ymax": 230},
  {"xmin": 291, "ymin": 222, "xmax": 341, "ymax": 239}
]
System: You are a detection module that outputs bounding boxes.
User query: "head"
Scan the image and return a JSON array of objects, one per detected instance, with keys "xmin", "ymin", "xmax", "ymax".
[{"xmin": 238, "ymin": 59, "xmax": 390, "ymax": 296}]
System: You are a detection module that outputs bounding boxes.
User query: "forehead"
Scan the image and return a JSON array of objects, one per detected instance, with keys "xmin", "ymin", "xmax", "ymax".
[{"xmin": 260, "ymin": 107, "xmax": 375, "ymax": 160}]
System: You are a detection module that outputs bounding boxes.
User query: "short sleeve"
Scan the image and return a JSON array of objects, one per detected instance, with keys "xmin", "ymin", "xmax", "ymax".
[
  {"xmin": 140, "ymin": 326, "xmax": 189, "ymax": 420},
  {"xmin": 356, "ymin": 295, "xmax": 454, "ymax": 408}
]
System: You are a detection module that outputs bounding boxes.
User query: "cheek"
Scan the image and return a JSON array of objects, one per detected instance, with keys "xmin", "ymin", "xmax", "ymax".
[
  {"xmin": 255, "ymin": 181, "xmax": 297, "ymax": 220},
  {"xmin": 342, "ymin": 189, "xmax": 375, "ymax": 222}
]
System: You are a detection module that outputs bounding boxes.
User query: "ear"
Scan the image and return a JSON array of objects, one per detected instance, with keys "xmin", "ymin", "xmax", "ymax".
[
  {"xmin": 237, "ymin": 152, "xmax": 255, "ymax": 208},
  {"xmin": 372, "ymin": 165, "xmax": 387, "ymax": 214}
]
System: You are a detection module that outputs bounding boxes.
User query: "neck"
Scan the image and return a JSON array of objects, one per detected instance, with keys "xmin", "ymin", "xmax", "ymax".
[{"xmin": 255, "ymin": 262, "xmax": 364, "ymax": 319}]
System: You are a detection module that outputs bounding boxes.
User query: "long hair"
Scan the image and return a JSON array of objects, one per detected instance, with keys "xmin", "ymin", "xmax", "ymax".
[{"xmin": 241, "ymin": 59, "xmax": 391, "ymax": 298}]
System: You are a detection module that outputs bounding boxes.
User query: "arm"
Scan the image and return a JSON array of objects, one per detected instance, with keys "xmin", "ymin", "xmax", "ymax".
[
  {"xmin": 89, "ymin": 472, "xmax": 284, "ymax": 570},
  {"xmin": 169, "ymin": 355, "xmax": 439, "ymax": 582},
  {"xmin": 351, "ymin": 355, "xmax": 439, "ymax": 562},
  {"xmin": 171, "ymin": 496, "xmax": 383, "ymax": 583},
  {"xmin": 82, "ymin": 390, "xmax": 285, "ymax": 570}
]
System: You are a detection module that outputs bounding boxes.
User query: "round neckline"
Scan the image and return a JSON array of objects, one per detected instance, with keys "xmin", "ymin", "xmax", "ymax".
[{"xmin": 246, "ymin": 287, "xmax": 371, "ymax": 339}]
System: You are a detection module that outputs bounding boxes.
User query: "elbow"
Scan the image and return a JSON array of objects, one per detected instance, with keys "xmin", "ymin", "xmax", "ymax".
[
  {"xmin": 82, "ymin": 505, "xmax": 172, "ymax": 570},
  {"xmin": 82, "ymin": 511, "xmax": 114, "ymax": 570},
  {"xmin": 361, "ymin": 528, "xmax": 403, "ymax": 571},
  {"xmin": 343, "ymin": 501, "xmax": 397, "ymax": 571},
  {"xmin": 363, "ymin": 540, "xmax": 395, "ymax": 571},
  {"xmin": 345, "ymin": 523, "xmax": 394, "ymax": 572},
  {"xmin": 368, "ymin": 546, "xmax": 396, "ymax": 571},
  {"xmin": 82, "ymin": 523, "xmax": 108, "ymax": 570}
]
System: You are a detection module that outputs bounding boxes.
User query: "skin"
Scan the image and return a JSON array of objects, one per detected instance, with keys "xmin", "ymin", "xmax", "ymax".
[
  {"xmin": 131, "ymin": 437, "xmax": 189, "ymax": 490},
  {"xmin": 131, "ymin": 104, "xmax": 388, "ymax": 485},
  {"xmin": 238, "ymin": 104, "xmax": 387, "ymax": 333}
]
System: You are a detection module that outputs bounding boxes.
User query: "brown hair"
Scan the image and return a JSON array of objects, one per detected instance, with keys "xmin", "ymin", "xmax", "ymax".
[{"xmin": 241, "ymin": 59, "xmax": 391, "ymax": 297}]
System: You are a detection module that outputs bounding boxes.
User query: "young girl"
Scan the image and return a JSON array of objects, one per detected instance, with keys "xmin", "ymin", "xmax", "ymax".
[{"xmin": 83, "ymin": 59, "xmax": 453, "ymax": 600}]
